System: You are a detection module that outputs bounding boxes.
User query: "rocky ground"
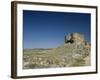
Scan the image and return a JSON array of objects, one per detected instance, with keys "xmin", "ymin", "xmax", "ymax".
[{"xmin": 23, "ymin": 33, "xmax": 91, "ymax": 69}]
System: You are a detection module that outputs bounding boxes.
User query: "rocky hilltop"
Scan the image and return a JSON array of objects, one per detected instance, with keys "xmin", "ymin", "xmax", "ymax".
[{"xmin": 23, "ymin": 33, "xmax": 91, "ymax": 69}]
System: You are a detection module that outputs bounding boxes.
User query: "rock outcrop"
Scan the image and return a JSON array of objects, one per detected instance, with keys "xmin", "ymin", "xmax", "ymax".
[{"xmin": 65, "ymin": 33, "xmax": 85, "ymax": 45}]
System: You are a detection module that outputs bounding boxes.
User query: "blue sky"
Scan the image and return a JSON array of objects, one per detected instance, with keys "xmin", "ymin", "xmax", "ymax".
[{"xmin": 23, "ymin": 10, "xmax": 91, "ymax": 49}]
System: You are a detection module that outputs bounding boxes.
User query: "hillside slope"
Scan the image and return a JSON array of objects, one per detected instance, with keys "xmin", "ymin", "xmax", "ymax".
[{"xmin": 23, "ymin": 33, "xmax": 91, "ymax": 69}]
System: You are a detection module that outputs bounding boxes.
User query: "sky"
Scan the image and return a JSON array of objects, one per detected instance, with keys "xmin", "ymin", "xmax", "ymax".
[{"xmin": 23, "ymin": 10, "xmax": 91, "ymax": 49}]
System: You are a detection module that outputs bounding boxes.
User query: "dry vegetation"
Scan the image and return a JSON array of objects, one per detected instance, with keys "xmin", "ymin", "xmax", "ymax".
[{"xmin": 23, "ymin": 33, "xmax": 91, "ymax": 69}]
